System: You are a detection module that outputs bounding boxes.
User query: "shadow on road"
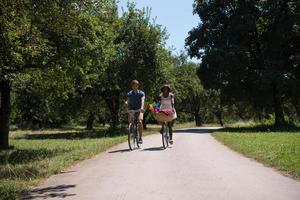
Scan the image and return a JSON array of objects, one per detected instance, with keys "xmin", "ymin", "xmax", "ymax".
[
  {"xmin": 22, "ymin": 184, "xmax": 76, "ymax": 200},
  {"xmin": 59, "ymin": 170, "xmax": 77, "ymax": 174},
  {"xmin": 174, "ymin": 128, "xmax": 223, "ymax": 134},
  {"xmin": 142, "ymin": 147, "xmax": 165, "ymax": 151},
  {"xmin": 108, "ymin": 149, "xmax": 131, "ymax": 153}
]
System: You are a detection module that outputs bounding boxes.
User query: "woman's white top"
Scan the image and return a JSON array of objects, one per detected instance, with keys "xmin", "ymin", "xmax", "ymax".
[
  {"xmin": 159, "ymin": 93, "xmax": 177, "ymax": 119},
  {"xmin": 160, "ymin": 93, "xmax": 174, "ymax": 109}
]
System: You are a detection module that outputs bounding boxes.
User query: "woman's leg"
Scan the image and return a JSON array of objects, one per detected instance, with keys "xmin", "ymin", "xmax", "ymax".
[{"xmin": 168, "ymin": 122, "xmax": 173, "ymax": 141}]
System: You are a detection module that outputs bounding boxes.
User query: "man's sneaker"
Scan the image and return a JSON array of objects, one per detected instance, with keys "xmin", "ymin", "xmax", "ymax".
[
  {"xmin": 138, "ymin": 138, "xmax": 143, "ymax": 144},
  {"xmin": 169, "ymin": 140, "xmax": 173, "ymax": 145}
]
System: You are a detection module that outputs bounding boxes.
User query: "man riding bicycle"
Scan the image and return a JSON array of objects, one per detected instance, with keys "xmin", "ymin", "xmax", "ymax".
[{"xmin": 126, "ymin": 80, "xmax": 145, "ymax": 144}]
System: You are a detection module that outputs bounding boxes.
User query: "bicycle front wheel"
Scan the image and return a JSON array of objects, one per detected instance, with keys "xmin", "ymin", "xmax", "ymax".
[{"xmin": 128, "ymin": 124, "xmax": 135, "ymax": 150}]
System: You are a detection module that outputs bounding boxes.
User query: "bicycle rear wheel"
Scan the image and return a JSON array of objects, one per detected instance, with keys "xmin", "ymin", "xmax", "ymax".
[
  {"xmin": 128, "ymin": 123, "xmax": 136, "ymax": 150},
  {"xmin": 162, "ymin": 123, "xmax": 169, "ymax": 149}
]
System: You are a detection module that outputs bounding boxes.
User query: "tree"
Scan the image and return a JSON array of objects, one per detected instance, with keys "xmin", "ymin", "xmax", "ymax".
[
  {"xmin": 186, "ymin": 0, "xmax": 300, "ymax": 126},
  {"xmin": 174, "ymin": 62, "xmax": 205, "ymax": 126},
  {"xmin": 0, "ymin": 0, "xmax": 117, "ymax": 149},
  {"xmin": 100, "ymin": 4, "xmax": 170, "ymax": 128}
]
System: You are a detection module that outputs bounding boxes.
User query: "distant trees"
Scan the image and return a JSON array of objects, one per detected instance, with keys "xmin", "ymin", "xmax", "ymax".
[
  {"xmin": 0, "ymin": 1, "xmax": 186, "ymax": 149},
  {"xmin": 186, "ymin": 0, "xmax": 300, "ymax": 126},
  {"xmin": 99, "ymin": 4, "xmax": 170, "ymax": 128},
  {"xmin": 6, "ymin": 0, "xmax": 297, "ymax": 149}
]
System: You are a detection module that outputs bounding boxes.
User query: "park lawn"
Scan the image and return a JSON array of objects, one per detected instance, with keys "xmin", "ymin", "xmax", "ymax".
[
  {"xmin": 213, "ymin": 130, "xmax": 300, "ymax": 180},
  {"xmin": 0, "ymin": 122, "xmax": 193, "ymax": 200}
]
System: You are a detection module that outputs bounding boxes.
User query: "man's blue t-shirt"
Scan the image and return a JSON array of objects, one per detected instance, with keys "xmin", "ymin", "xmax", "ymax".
[{"xmin": 127, "ymin": 90, "xmax": 145, "ymax": 110}]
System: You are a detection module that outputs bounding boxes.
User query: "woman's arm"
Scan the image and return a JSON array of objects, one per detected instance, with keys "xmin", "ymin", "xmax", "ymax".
[
  {"xmin": 157, "ymin": 95, "xmax": 162, "ymax": 109},
  {"xmin": 171, "ymin": 94, "xmax": 175, "ymax": 110}
]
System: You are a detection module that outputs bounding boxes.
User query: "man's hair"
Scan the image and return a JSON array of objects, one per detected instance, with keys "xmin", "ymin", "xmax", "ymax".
[{"xmin": 131, "ymin": 80, "xmax": 140, "ymax": 86}]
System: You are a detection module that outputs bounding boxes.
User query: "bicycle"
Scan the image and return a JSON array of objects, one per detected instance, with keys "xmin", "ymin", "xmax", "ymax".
[
  {"xmin": 127, "ymin": 110, "xmax": 141, "ymax": 150},
  {"xmin": 155, "ymin": 112, "xmax": 172, "ymax": 149}
]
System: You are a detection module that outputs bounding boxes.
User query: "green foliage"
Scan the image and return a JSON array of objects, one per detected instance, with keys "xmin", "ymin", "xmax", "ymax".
[
  {"xmin": 98, "ymin": 3, "xmax": 172, "ymax": 127},
  {"xmin": 173, "ymin": 61, "xmax": 204, "ymax": 125},
  {"xmin": 0, "ymin": 0, "xmax": 120, "ymax": 148},
  {"xmin": 1, "ymin": 0, "xmax": 229, "ymax": 136}
]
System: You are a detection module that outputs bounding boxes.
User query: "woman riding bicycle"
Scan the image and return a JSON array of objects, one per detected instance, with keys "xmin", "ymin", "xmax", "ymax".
[{"xmin": 158, "ymin": 84, "xmax": 177, "ymax": 144}]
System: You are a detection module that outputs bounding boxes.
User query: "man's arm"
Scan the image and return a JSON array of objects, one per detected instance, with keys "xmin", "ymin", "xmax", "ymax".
[
  {"xmin": 125, "ymin": 97, "xmax": 130, "ymax": 111},
  {"xmin": 140, "ymin": 96, "xmax": 145, "ymax": 112}
]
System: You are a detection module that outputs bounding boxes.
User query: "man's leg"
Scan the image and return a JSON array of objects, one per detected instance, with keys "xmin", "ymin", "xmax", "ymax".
[
  {"xmin": 138, "ymin": 112, "xmax": 144, "ymax": 143},
  {"xmin": 128, "ymin": 114, "xmax": 131, "ymax": 125},
  {"xmin": 138, "ymin": 120, "xmax": 143, "ymax": 138}
]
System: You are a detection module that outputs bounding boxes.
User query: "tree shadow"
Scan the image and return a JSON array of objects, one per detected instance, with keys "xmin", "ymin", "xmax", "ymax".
[
  {"xmin": 22, "ymin": 184, "xmax": 76, "ymax": 199},
  {"xmin": 15, "ymin": 127, "xmax": 129, "ymax": 140},
  {"xmin": 173, "ymin": 128, "xmax": 223, "ymax": 134},
  {"xmin": 219, "ymin": 124, "xmax": 300, "ymax": 133},
  {"xmin": 15, "ymin": 130, "xmax": 107, "ymax": 140},
  {"xmin": 0, "ymin": 148, "xmax": 67, "ymax": 165}
]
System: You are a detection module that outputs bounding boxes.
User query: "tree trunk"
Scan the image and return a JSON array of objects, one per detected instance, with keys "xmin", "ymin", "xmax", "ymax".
[
  {"xmin": 104, "ymin": 90, "xmax": 120, "ymax": 129},
  {"xmin": 86, "ymin": 113, "xmax": 95, "ymax": 130},
  {"xmin": 292, "ymin": 98, "xmax": 300, "ymax": 120},
  {"xmin": 194, "ymin": 112, "xmax": 202, "ymax": 126},
  {"xmin": 98, "ymin": 115, "xmax": 105, "ymax": 126},
  {"xmin": 193, "ymin": 97, "xmax": 202, "ymax": 126},
  {"xmin": 236, "ymin": 112, "xmax": 245, "ymax": 121},
  {"xmin": 214, "ymin": 112, "xmax": 224, "ymax": 127},
  {"xmin": 272, "ymin": 83, "xmax": 285, "ymax": 125},
  {"xmin": 0, "ymin": 80, "xmax": 11, "ymax": 149}
]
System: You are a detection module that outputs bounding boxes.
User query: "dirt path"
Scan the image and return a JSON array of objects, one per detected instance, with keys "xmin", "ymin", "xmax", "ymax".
[{"xmin": 23, "ymin": 128, "xmax": 300, "ymax": 200}]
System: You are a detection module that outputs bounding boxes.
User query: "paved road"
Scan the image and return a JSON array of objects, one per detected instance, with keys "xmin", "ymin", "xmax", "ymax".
[{"xmin": 23, "ymin": 128, "xmax": 300, "ymax": 200}]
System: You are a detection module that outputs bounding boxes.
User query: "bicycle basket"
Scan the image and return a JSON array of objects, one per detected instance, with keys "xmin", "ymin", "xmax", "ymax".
[{"xmin": 155, "ymin": 112, "xmax": 173, "ymax": 122}]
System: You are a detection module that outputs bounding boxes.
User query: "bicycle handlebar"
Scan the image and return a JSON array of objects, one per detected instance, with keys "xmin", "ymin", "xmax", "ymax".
[{"xmin": 127, "ymin": 109, "xmax": 142, "ymax": 114}]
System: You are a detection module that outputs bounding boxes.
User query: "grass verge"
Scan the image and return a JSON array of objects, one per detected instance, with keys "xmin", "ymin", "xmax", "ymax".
[
  {"xmin": 213, "ymin": 126, "xmax": 300, "ymax": 180},
  {"xmin": 0, "ymin": 122, "xmax": 194, "ymax": 200}
]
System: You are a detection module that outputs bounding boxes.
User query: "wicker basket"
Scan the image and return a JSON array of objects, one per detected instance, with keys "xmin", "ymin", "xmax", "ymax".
[{"xmin": 155, "ymin": 112, "xmax": 173, "ymax": 122}]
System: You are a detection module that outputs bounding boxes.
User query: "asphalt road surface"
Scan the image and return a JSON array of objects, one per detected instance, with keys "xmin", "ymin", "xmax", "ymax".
[{"xmin": 23, "ymin": 128, "xmax": 300, "ymax": 200}]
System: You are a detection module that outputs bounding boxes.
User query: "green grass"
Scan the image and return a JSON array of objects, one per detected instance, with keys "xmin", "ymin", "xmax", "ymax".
[
  {"xmin": 0, "ymin": 122, "xmax": 194, "ymax": 200},
  {"xmin": 213, "ymin": 126, "xmax": 300, "ymax": 180}
]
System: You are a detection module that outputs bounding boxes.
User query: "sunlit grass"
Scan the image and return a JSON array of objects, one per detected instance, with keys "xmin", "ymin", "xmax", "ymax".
[{"xmin": 213, "ymin": 126, "xmax": 300, "ymax": 180}]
